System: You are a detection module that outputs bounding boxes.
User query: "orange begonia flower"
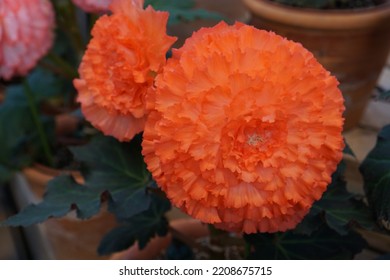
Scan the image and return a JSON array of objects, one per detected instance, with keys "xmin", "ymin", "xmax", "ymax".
[
  {"xmin": 0, "ymin": 0, "xmax": 54, "ymax": 80},
  {"xmin": 74, "ymin": 0, "xmax": 176, "ymax": 141},
  {"xmin": 142, "ymin": 22, "xmax": 345, "ymax": 233}
]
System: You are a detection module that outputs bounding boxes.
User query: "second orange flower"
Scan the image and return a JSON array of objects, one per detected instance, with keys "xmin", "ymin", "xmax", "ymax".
[{"xmin": 74, "ymin": 0, "xmax": 176, "ymax": 141}]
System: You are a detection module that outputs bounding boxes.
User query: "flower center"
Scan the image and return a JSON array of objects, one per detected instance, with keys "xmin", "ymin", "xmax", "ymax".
[{"xmin": 247, "ymin": 133, "xmax": 264, "ymax": 146}]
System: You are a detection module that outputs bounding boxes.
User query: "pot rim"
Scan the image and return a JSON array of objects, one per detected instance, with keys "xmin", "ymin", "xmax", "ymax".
[
  {"xmin": 242, "ymin": 0, "xmax": 390, "ymax": 30},
  {"xmin": 24, "ymin": 163, "xmax": 84, "ymax": 183}
]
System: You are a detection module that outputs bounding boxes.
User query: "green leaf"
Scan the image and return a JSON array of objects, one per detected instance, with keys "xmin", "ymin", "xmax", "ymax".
[
  {"xmin": 165, "ymin": 239, "xmax": 194, "ymax": 260},
  {"xmin": 4, "ymin": 68, "xmax": 65, "ymax": 107},
  {"xmin": 245, "ymin": 225, "xmax": 367, "ymax": 260},
  {"xmin": 97, "ymin": 195, "xmax": 171, "ymax": 255},
  {"xmin": 145, "ymin": 0, "xmax": 224, "ymax": 25},
  {"xmin": 2, "ymin": 176, "xmax": 101, "ymax": 226},
  {"xmin": 167, "ymin": 8, "xmax": 225, "ymax": 25},
  {"xmin": 0, "ymin": 165, "xmax": 13, "ymax": 184},
  {"xmin": 296, "ymin": 162, "xmax": 374, "ymax": 235},
  {"xmin": 0, "ymin": 106, "xmax": 34, "ymax": 168},
  {"xmin": 145, "ymin": 0, "xmax": 195, "ymax": 10},
  {"xmin": 319, "ymin": 199, "xmax": 374, "ymax": 235},
  {"xmin": 294, "ymin": 209, "xmax": 323, "ymax": 235},
  {"xmin": 375, "ymin": 87, "xmax": 390, "ymax": 102},
  {"xmin": 70, "ymin": 135, "xmax": 152, "ymax": 220},
  {"xmin": 360, "ymin": 125, "xmax": 390, "ymax": 229},
  {"xmin": 0, "ymin": 103, "xmax": 55, "ymax": 171}
]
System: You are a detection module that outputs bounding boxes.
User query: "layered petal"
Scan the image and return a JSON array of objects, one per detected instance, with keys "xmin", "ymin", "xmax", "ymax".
[{"xmin": 142, "ymin": 22, "xmax": 345, "ymax": 233}]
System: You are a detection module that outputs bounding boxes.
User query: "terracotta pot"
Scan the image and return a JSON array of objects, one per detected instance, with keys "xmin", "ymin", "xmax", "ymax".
[
  {"xmin": 55, "ymin": 113, "xmax": 80, "ymax": 137},
  {"xmin": 242, "ymin": 0, "xmax": 390, "ymax": 130},
  {"xmin": 168, "ymin": 0, "xmax": 251, "ymax": 48},
  {"xmin": 20, "ymin": 164, "xmax": 117, "ymax": 260},
  {"xmin": 110, "ymin": 219, "xmax": 209, "ymax": 260},
  {"xmin": 356, "ymin": 228, "xmax": 390, "ymax": 254},
  {"xmin": 40, "ymin": 209, "xmax": 117, "ymax": 260},
  {"xmin": 22, "ymin": 163, "xmax": 83, "ymax": 198}
]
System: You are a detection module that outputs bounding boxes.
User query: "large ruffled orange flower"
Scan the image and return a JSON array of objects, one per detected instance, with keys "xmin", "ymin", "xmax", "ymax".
[
  {"xmin": 74, "ymin": 0, "xmax": 176, "ymax": 141},
  {"xmin": 0, "ymin": 0, "xmax": 54, "ymax": 80},
  {"xmin": 142, "ymin": 22, "xmax": 345, "ymax": 233}
]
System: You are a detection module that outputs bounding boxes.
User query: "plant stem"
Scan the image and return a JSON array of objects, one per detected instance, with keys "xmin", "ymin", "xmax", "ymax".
[
  {"xmin": 52, "ymin": 0, "xmax": 85, "ymax": 58},
  {"xmin": 66, "ymin": 1, "xmax": 86, "ymax": 53},
  {"xmin": 39, "ymin": 61, "xmax": 74, "ymax": 80},
  {"xmin": 244, "ymin": 242, "xmax": 251, "ymax": 259},
  {"xmin": 46, "ymin": 52, "xmax": 78, "ymax": 79},
  {"xmin": 23, "ymin": 80, "xmax": 54, "ymax": 167}
]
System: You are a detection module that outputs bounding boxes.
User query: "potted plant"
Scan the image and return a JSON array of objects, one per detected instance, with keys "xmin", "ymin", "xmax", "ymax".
[{"xmin": 241, "ymin": 0, "xmax": 390, "ymax": 130}]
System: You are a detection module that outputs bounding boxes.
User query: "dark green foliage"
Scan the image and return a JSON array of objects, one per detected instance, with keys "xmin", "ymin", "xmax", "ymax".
[
  {"xmin": 165, "ymin": 239, "xmax": 194, "ymax": 260},
  {"xmin": 98, "ymin": 195, "xmax": 171, "ymax": 255},
  {"xmin": 296, "ymin": 162, "xmax": 374, "ymax": 235},
  {"xmin": 2, "ymin": 135, "xmax": 154, "ymax": 224},
  {"xmin": 360, "ymin": 125, "xmax": 390, "ymax": 230},
  {"xmin": 70, "ymin": 134, "xmax": 153, "ymax": 219},
  {"xmin": 4, "ymin": 68, "xmax": 66, "ymax": 107},
  {"xmin": 2, "ymin": 176, "xmax": 101, "ymax": 226},
  {"xmin": 0, "ymin": 67, "xmax": 71, "ymax": 180},
  {"xmin": 245, "ymin": 226, "xmax": 367, "ymax": 260},
  {"xmin": 375, "ymin": 87, "xmax": 390, "ymax": 102},
  {"xmin": 0, "ymin": 166, "xmax": 12, "ymax": 184},
  {"xmin": 1, "ymin": 134, "xmax": 172, "ymax": 255},
  {"xmin": 0, "ymin": 99, "xmax": 55, "ymax": 180},
  {"xmin": 245, "ymin": 160, "xmax": 372, "ymax": 259},
  {"xmin": 145, "ymin": 0, "xmax": 195, "ymax": 9},
  {"xmin": 145, "ymin": 0, "xmax": 224, "ymax": 25}
]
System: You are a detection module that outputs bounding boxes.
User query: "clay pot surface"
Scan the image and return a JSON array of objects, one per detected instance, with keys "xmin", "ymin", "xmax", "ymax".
[
  {"xmin": 55, "ymin": 113, "xmax": 80, "ymax": 137},
  {"xmin": 23, "ymin": 163, "xmax": 83, "ymax": 198},
  {"xmin": 242, "ymin": 0, "xmax": 390, "ymax": 129}
]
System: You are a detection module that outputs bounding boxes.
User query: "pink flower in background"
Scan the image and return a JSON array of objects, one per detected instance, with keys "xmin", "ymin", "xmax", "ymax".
[
  {"xmin": 0, "ymin": 0, "xmax": 55, "ymax": 80},
  {"xmin": 72, "ymin": 0, "xmax": 112, "ymax": 13}
]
